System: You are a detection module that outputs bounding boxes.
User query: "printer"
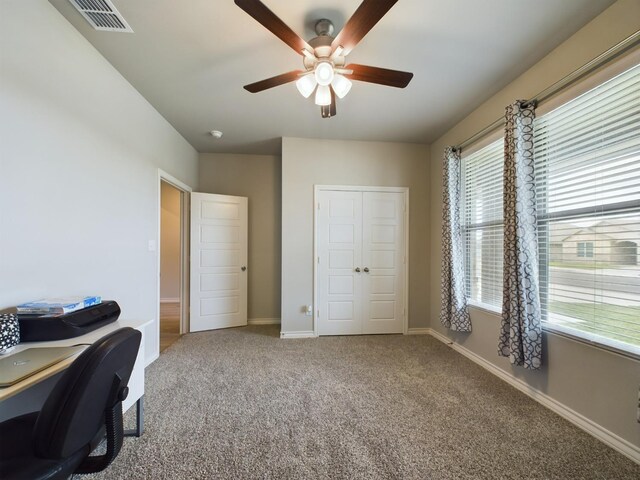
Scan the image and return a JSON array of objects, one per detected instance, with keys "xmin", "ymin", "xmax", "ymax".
[{"xmin": 18, "ymin": 301, "xmax": 121, "ymax": 342}]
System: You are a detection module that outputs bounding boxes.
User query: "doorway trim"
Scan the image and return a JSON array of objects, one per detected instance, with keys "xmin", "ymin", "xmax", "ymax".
[
  {"xmin": 157, "ymin": 170, "xmax": 192, "ymax": 363},
  {"xmin": 313, "ymin": 185, "xmax": 410, "ymax": 338}
]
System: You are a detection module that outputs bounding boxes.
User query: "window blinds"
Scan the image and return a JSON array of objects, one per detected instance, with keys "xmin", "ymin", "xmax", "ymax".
[
  {"xmin": 461, "ymin": 140, "xmax": 504, "ymax": 309},
  {"xmin": 535, "ymin": 64, "xmax": 640, "ymax": 353}
]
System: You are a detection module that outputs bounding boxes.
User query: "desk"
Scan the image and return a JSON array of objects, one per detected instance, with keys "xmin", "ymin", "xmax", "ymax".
[{"xmin": 0, "ymin": 318, "xmax": 151, "ymax": 436}]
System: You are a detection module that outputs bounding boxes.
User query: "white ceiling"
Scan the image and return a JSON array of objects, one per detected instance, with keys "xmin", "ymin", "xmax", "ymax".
[{"xmin": 50, "ymin": 0, "xmax": 616, "ymax": 155}]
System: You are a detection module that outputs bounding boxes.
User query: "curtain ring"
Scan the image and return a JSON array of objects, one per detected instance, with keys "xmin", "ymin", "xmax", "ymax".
[{"xmin": 520, "ymin": 99, "xmax": 538, "ymax": 109}]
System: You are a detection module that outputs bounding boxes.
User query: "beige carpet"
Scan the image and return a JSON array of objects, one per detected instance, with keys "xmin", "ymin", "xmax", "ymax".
[{"xmin": 84, "ymin": 325, "xmax": 639, "ymax": 479}]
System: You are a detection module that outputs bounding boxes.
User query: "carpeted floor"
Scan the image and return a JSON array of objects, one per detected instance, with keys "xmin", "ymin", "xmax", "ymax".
[{"xmin": 84, "ymin": 325, "xmax": 639, "ymax": 479}]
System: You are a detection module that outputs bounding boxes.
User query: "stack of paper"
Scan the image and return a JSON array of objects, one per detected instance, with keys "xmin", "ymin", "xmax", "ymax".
[{"xmin": 17, "ymin": 296, "xmax": 102, "ymax": 315}]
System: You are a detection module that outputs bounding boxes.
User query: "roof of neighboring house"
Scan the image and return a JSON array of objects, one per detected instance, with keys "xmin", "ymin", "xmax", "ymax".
[{"xmin": 553, "ymin": 219, "xmax": 637, "ymax": 243}]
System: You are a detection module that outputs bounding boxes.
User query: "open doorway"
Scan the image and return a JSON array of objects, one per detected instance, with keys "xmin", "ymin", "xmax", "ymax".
[{"xmin": 159, "ymin": 179, "xmax": 188, "ymax": 352}]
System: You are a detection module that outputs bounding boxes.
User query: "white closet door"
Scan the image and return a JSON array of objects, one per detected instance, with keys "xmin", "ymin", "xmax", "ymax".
[
  {"xmin": 317, "ymin": 191, "xmax": 363, "ymax": 335},
  {"xmin": 361, "ymin": 192, "xmax": 405, "ymax": 334},
  {"xmin": 190, "ymin": 193, "xmax": 248, "ymax": 332}
]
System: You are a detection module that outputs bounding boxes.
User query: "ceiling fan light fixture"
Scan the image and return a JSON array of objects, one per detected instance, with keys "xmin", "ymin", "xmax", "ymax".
[
  {"xmin": 315, "ymin": 84, "xmax": 332, "ymax": 106},
  {"xmin": 331, "ymin": 74, "xmax": 352, "ymax": 99},
  {"xmin": 314, "ymin": 61, "xmax": 334, "ymax": 86},
  {"xmin": 296, "ymin": 74, "xmax": 317, "ymax": 98},
  {"xmin": 236, "ymin": 0, "xmax": 413, "ymax": 119}
]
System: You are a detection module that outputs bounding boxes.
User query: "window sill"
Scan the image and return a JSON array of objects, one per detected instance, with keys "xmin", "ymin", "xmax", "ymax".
[
  {"xmin": 541, "ymin": 322, "xmax": 640, "ymax": 362},
  {"xmin": 467, "ymin": 300, "xmax": 501, "ymax": 316},
  {"xmin": 466, "ymin": 301, "xmax": 640, "ymax": 361}
]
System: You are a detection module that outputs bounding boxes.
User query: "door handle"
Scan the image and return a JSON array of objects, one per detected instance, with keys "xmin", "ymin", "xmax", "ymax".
[
  {"xmin": 354, "ymin": 267, "xmax": 361, "ymax": 273},
  {"xmin": 363, "ymin": 267, "xmax": 369, "ymax": 273},
  {"xmin": 241, "ymin": 266, "xmax": 247, "ymax": 271}
]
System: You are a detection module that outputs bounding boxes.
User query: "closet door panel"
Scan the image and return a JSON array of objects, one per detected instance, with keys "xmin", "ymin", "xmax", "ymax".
[
  {"xmin": 317, "ymin": 191, "xmax": 363, "ymax": 335},
  {"xmin": 362, "ymin": 192, "xmax": 405, "ymax": 334}
]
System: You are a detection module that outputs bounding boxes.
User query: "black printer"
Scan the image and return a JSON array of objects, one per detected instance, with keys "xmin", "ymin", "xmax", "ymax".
[{"xmin": 18, "ymin": 301, "xmax": 121, "ymax": 342}]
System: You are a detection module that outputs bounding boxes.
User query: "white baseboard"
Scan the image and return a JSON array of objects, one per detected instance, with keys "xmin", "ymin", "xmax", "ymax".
[
  {"xmin": 160, "ymin": 297, "xmax": 180, "ymax": 303},
  {"xmin": 406, "ymin": 328, "xmax": 431, "ymax": 335},
  {"xmin": 280, "ymin": 331, "xmax": 316, "ymax": 339},
  {"xmin": 248, "ymin": 318, "xmax": 281, "ymax": 325},
  {"xmin": 146, "ymin": 352, "xmax": 159, "ymax": 368},
  {"xmin": 426, "ymin": 328, "xmax": 640, "ymax": 465}
]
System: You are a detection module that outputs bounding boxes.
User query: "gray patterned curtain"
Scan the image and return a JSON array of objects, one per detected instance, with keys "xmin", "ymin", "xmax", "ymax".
[
  {"xmin": 440, "ymin": 147, "xmax": 472, "ymax": 332},
  {"xmin": 499, "ymin": 101, "xmax": 542, "ymax": 370}
]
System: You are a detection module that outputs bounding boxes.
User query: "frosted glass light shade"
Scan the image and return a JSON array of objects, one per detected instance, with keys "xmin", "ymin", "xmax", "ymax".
[
  {"xmin": 315, "ymin": 85, "xmax": 332, "ymax": 106},
  {"xmin": 314, "ymin": 61, "xmax": 334, "ymax": 86},
  {"xmin": 296, "ymin": 74, "xmax": 317, "ymax": 98},
  {"xmin": 331, "ymin": 74, "xmax": 352, "ymax": 99}
]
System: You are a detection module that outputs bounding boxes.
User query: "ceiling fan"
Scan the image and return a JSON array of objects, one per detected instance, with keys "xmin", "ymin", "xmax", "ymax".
[{"xmin": 235, "ymin": 0, "xmax": 414, "ymax": 118}]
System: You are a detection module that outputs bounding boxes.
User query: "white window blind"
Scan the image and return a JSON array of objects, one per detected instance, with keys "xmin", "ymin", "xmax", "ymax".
[
  {"xmin": 535, "ymin": 63, "xmax": 640, "ymax": 354},
  {"xmin": 461, "ymin": 139, "xmax": 504, "ymax": 309}
]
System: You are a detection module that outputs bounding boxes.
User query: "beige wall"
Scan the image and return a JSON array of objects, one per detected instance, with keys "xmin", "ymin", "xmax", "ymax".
[
  {"xmin": 429, "ymin": 0, "xmax": 640, "ymax": 450},
  {"xmin": 160, "ymin": 182, "xmax": 181, "ymax": 300},
  {"xmin": 199, "ymin": 153, "xmax": 281, "ymax": 321},
  {"xmin": 281, "ymin": 137, "xmax": 430, "ymax": 334}
]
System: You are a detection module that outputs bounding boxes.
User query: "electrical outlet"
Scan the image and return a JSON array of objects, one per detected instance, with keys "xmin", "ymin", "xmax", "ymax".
[{"xmin": 305, "ymin": 305, "xmax": 313, "ymax": 316}]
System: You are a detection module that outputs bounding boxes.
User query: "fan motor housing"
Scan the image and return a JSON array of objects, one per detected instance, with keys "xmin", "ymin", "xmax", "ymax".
[
  {"xmin": 314, "ymin": 19, "xmax": 334, "ymax": 37},
  {"xmin": 305, "ymin": 20, "xmax": 345, "ymax": 70}
]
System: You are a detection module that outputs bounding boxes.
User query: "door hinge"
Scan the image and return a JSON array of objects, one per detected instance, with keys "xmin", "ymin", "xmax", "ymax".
[
  {"xmin": 317, "ymin": 309, "xmax": 320, "ymax": 318},
  {"xmin": 318, "ymin": 202, "xmax": 321, "ymax": 210},
  {"xmin": 317, "ymin": 256, "xmax": 320, "ymax": 264}
]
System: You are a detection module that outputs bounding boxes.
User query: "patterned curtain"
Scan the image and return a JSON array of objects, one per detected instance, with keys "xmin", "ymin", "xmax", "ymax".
[
  {"xmin": 440, "ymin": 147, "xmax": 472, "ymax": 332},
  {"xmin": 498, "ymin": 101, "xmax": 542, "ymax": 369}
]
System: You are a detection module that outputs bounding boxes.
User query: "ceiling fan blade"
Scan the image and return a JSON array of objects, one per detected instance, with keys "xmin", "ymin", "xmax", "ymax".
[
  {"xmin": 243, "ymin": 70, "xmax": 304, "ymax": 93},
  {"xmin": 235, "ymin": 0, "xmax": 312, "ymax": 55},
  {"xmin": 331, "ymin": 0, "xmax": 398, "ymax": 55},
  {"xmin": 321, "ymin": 89, "xmax": 337, "ymax": 118},
  {"xmin": 345, "ymin": 64, "xmax": 413, "ymax": 88}
]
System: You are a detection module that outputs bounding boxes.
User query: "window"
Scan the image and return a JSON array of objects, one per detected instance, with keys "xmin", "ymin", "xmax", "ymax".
[
  {"xmin": 535, "ymin": 63, "xmax": 640, "ymax": 354},
  {"xmin": 461, "ymin": 139, "xmax": 504, "ymax": 309},
  {"xmin": 577, "ymin": 242, "xmax": 594, "ymax": 258},
  {"xmin": 459, "ymin": 62, "xmax": 640, "ymax": 355}
]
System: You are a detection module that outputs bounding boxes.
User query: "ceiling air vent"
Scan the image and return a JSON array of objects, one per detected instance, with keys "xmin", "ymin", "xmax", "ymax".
[{"xmin": 69, "ymin": 0, "xmax": 133, "ymax": 33}]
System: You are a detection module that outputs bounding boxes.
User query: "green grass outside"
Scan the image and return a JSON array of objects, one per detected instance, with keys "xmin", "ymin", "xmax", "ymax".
[
  {"xmin": 549, "ymin": 301, "xmax": 640, "ymax": 347},
  {"xmin": 549, "ymin": 261, "xmax": 617, "ymax": 270}
]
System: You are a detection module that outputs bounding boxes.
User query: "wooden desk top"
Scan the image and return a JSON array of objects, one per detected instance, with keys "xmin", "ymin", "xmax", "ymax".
[{"xmin": 0, "ymin": 318, "xmax": 151, "ymax": 402}]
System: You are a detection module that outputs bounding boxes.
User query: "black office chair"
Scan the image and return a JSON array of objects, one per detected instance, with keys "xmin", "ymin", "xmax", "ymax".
[{"xmin": 0, "ymin": 327, "xmax": 141, "ymax": 480}]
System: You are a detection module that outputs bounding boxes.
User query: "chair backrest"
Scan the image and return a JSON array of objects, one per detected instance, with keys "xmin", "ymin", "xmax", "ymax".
[{"xmin": 33, "ymin": 327, "xmax": 141, "ymax": 459}]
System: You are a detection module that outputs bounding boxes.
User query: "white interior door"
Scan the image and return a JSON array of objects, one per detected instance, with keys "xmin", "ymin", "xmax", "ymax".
[
  {"xmin": 362, "ymin": 192, "xmax": 405, "ymax": 334},
  {"xmin": 317, "ymin": 189, "xmax": 406, "ymax": 336},
  {"xmin": 190, "ymin": 193, "xmax": 248, "ymax": 332},
  {"xmin": 317, "ymin": 191, "xmax": 362, "ymax": 335}
]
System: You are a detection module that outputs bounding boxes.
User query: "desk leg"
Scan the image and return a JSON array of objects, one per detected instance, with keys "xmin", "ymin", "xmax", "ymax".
[{"xmin": 124, "ymin": 395, "xmax": 144, "ymax": 438}]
